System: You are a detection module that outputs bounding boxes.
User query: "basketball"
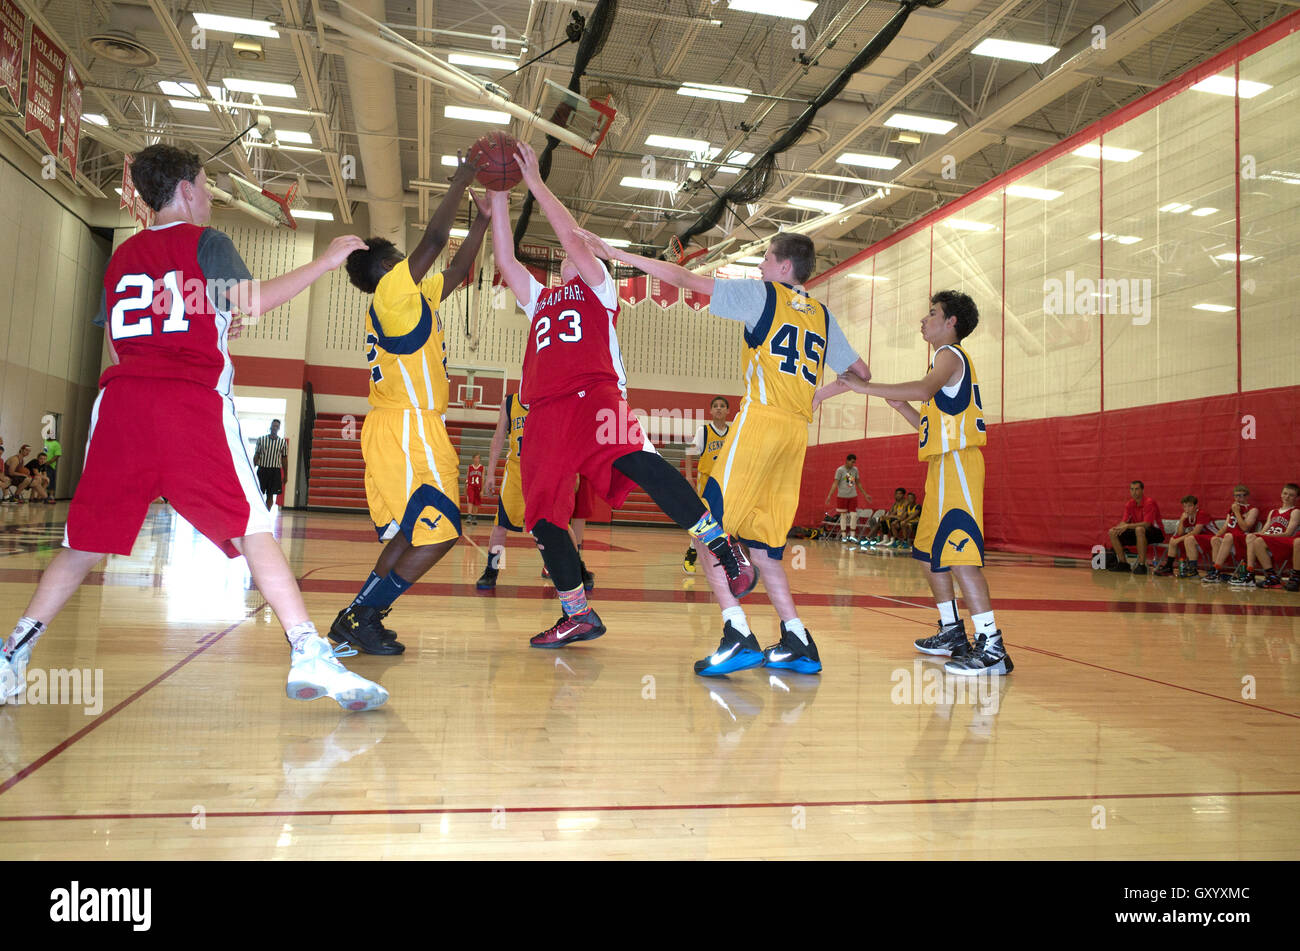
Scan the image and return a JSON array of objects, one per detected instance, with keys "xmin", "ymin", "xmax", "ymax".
[{"xmin": 467, "ymin": 131, "xmax": 523, "ymax": 191}]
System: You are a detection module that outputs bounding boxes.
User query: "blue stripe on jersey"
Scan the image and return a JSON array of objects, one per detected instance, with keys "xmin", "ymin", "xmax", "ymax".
[
  {"xmin": 932, "ymin": 346, "xmax": 973, "ymax": 416},
  {"xmin": 399, "ymin": 483, "xmax": 463, "ymax": 541},
  {"xmin": 745, "ymin": 283, "xmax": 778, "ymax": 349},
  {"xmin": 370, "ymin": 296, "xmax": 433, "ymax": 355}
]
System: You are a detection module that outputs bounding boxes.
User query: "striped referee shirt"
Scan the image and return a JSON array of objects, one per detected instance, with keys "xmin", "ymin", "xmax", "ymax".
[{"xmin": 253, "ymin": 434, "xmax": 288, "ymax": 469}]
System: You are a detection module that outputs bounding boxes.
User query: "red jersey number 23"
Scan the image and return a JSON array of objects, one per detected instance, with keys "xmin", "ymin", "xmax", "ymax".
[{"xmin": 534, "ymin": 308, "xmax": 583, "ymax": 351}]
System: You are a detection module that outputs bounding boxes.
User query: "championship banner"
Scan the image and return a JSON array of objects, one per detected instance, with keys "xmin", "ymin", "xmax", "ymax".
[
  {"xmin": 618, "ymin": 273, "xmax": 646, "ymax": 305},
  {"xmin": 120, "ymin": 155, "xmax": 134, "ymax": 210},
  {"xmin": 60, "ymin": 59, "xmax": 81, "ymax": 177},
  {"xmin": 0, "ymin": 0, "xmax": 23, "ymax": 112},
  {"xmin": 649, "ymin": 275, "xmax": 679, "ymax": 308},
  {"xmin": 683, "ymin": 286, "xmax": 710, "ymax": 311},
  {"xmin": 133, "ymin": 193, "xmax": 150, "ymax": 228},
  {"xmin": 23, "ymin": 23, "xmax": 64, "ymax": 156},
  {"xmin": 520, "ymin": 243, "xmax": 549, "ymax": 287},
  {"xmin": 549, "ymin": 247, "xmax": 567, "ymax": 287}
]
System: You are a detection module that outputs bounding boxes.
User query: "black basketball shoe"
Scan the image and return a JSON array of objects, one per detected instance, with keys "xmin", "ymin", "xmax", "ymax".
[
  {"xmin": 914, "ymin": 619, "xmax": 973, "ymax": 658},
  {"xmin": 329, "ymin": 605, "xmax": 405, "ymax": 655}
]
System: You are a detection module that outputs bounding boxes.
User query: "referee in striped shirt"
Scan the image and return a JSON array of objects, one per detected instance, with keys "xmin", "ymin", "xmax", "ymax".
[{"xmin": 253, "ymin": 420, "xmax": 288, "ymax": 509}]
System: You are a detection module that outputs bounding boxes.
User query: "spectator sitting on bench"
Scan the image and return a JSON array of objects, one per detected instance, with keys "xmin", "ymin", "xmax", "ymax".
[
  {"xmin": 865, "ymin": 487, "xmax": 908, "ymax": 547},
  {"xmin": 0, "ymin": 436, "xmax": 10, "ymax": 501},
  {"xmin": 897, "ymin": 491, "xmax": 921, "ymax": 549},
  {"xmin": 26, "ymin": 452, "xmax": 52, "ymax": 503},
  {"xmin": 1231, "ymin": 483, "xmax": 1299, "ymax": 589},
  {"xmin": 1201, "ymin": 485, "xmax": 1260, "ymax": 584},
  {"xmin": 1106, "ymin": 479, "xmax": 1163, "ymax": 574},
  {"xmin": 1154, "ymin": 495, "xmax": 1203, "ymax": 577},
  {"xmin": 3, "ymin": 445, "xmax": 33, "ymax": 503}
]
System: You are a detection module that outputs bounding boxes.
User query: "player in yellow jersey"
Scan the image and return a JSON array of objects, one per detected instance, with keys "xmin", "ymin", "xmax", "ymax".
[
  {"xmin": 329, "ymin": 155, "xmax": 491, "ymax": 654},
  {"xmin": 828, "ymin": 291, "xmax": 1012, "ymax": 676},
  {"xmin": 578, "ymin": 230, "xmax": 869, "ymax": 676},
  {"xmin": 682, "ymin": 395, "xmax": 732, "ymax": 573},
  {"xmin": 476, "ymin": 391, "xmax": 530, "ymax": 589}
]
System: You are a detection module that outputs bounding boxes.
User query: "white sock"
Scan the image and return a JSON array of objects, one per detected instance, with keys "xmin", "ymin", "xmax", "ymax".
[
  {"xmin": 783, "ymin": 618, "xmax": 808, "ymax": 644},
  {"xmin": 5, "ymin": 617, "xmax": 44, "ymax": 654},
  {"xmin": 972, "ymin": 611, "xmax": 997, "ymax": 639},
  {"xmin": 285, "ymin": 621, "xmax": 318, "ymax": 651},
  {"xmin": 721, "ymin": 607, "xmax": 750, "ymax": 638},
  {"xmin": 937, "ymin": 600, "xmax": 959, "ymax": 626}
]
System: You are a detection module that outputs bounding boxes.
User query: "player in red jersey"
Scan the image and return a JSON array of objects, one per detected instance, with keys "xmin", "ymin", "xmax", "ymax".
[
  {"xmin": 488, "ymin": 142, "xmax": 753, "ymax": 648},
  {"xmin": 1201, "ymin": 485, "xmax": 1260, "ymax": 583},
  {"xmin": 1232, "ymin": 483, "xmax": 1299, "ymax": 589},
  {"xmin": 466, "ymin": 454, "xmax": 485, "ymax": 524},
  {"xmin": 0, "ymin": 144, "xmax": 387, "ymax": 712}
]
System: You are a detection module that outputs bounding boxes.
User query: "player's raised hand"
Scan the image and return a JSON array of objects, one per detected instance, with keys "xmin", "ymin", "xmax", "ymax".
[
  {"xmin": 451, "ymin": 149, "xmax": 481, "ymax": 187},
  {"xmin": 468, "ymin": 188, "xmax": 492, "ymax": 220},
  {"xmin": 321, "ymin": 234, "xmax": 369, "ymax": 269},
  {"xmin": 572, "ymin": 228, "xmax": 615, "ymax": 260},
  {"xmin": 513, "ymin": 141, "xmax": 541, "ymax": 185}
]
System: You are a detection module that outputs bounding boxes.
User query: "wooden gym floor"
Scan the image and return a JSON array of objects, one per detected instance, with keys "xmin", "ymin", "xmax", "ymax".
[{"xmin": 0, "ymin": 503, "xmax": 1297, "ymax": 860}]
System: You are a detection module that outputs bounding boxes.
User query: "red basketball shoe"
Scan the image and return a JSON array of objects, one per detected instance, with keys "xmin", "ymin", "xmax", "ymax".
[{"xmin": 530, "ymin": 609, "xmax": 606, "ymax": 648}]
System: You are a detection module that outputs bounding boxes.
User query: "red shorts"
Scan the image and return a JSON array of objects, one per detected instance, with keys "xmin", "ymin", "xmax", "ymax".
[
  {"xmin": 66, "ymin": 378, "xmax": 272, "ymax": 557},
  {"xmin": 1200, "ymin": 530, "xmax": 1242, "ymax": 560},
  {"xmin": 466, "ymin": 485, "xmax": 482, "ymax": 506},
  {"xmin": 1255, "ymin": 534, "xmax": 1299, "ymax": 563},
  {"xmin": 835, "ymin": 495, "xmax": 858, "ymax": 513},
  {"xmin": 521, "ymin": 383, "xmax": 653, "ymax": 532},
  {"xmin": 573, "ymin": 474, "xmax": 596, "ymax": 520}
]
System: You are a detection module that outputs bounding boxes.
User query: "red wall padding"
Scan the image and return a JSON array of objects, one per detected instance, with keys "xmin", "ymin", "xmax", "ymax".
[{"xmin": 798, "ymin": 385, "xmax": 1300, "ymax": 558}]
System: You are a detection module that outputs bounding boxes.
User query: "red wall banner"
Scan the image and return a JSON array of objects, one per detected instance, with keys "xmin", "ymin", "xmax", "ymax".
[
  {"xmin": 23, "ymin": 23, "xmax": 63, "ymax": 156},
  {"xmin": 618, "ymin": 273, "xmax": 646, "ymax": 304},
  {"xmin": 683, "ymin": 286, "xmax": 710, "ymax": 310},
  {"xmin": 0, "ymin": 0, "xmax": 23, "ymax": 111},
  {"xmin": 60, "ymin": 59, "xmax": 81, "ymax": 177},
  {"xmin": 649, "ymin": 275, "xmax": 679, "ymax": 308},
  {"xmin": 120, "ymin": 155, "xmax": 134, "ymax": 209}
]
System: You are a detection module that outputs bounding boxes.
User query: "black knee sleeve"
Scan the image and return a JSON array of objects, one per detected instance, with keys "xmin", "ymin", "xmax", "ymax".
[
  {"xmin": 613, "ymin": 451, "xmax": 707, "ymax": 529},
  {"xmin": 531, "ymin": 519, "xmax": 582, "ymax": 591}
]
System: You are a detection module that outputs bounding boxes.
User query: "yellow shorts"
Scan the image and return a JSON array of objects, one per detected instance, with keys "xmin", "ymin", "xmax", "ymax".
[
  {"xmin": 361, "ymin": 407, "xmax": 461, "ymax": 546},
  {"xmin": 702, "ymin": 402, "xmax": 805, "ymax": 557},
  {"xmin": 913, "ymin": 447, "xmax": 985, "ymax": 571},
  {"xmin": 495, "ymin": 459, "xmax": 525, "ymax": 532}
]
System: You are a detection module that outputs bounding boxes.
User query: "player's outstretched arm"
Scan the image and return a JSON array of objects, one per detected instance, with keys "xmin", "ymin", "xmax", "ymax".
[
  {"xmin": 409, "ymin": 153, "xmax": 481, "ymax": 283},
  {"xmin": 574, "ymin": 229, "xmax": 713, "ymax": 296},
  {"xmin": 812, "ymin": 358, "xmax": 872, "ymax": 412},
  {"xmin": 484, "ymin": 400, "xmax": 509, "ymax": 497},
  {"xmin": 489, "ymin": 189, "xmax": 533, "ymax": 304},
  {"xmin": 440, "ymin": 190, "xmax": 491, "ymax": 302},
  {"xmin": 231, "ymin": 234, "xmax": 368, "ymax": 318},
  {"xmin": 855, "ymin": 348, "xmax": 961, "ymax": 404},
  {"xmin": 514, "ymin": 142, "xmax": 606, "ymax": 289}
]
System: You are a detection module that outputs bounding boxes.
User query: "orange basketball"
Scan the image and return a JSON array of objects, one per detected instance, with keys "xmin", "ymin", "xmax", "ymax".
[{"xmin": 467, "ymin": 131, "xmax": 523, "ymax": 191}]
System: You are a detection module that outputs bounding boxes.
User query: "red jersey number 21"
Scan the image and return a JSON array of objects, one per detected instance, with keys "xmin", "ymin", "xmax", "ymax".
[
  {"xmin": 534, "ymin": 308, "xmax": 583, "ymax": 352},
  {"xmin": 110, "ymin": 271, "xmax": 190, "ymax": 340}
]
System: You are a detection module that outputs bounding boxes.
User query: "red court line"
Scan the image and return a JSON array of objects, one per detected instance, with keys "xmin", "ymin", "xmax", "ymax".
[
  {"xmin": 2, "ymin": 788, "xmax": 1298, "ymax": 823},
  {"xmin": 0, "ymin": 563, "xmax": 352, "ymax": 798},
  {"xmin": 1011, "ymin": 643, "xmax": 1300, "ymax": 720},
  {"xmin": 0, "ymin": 614, "xmax": 255, "ymax": 797}
]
